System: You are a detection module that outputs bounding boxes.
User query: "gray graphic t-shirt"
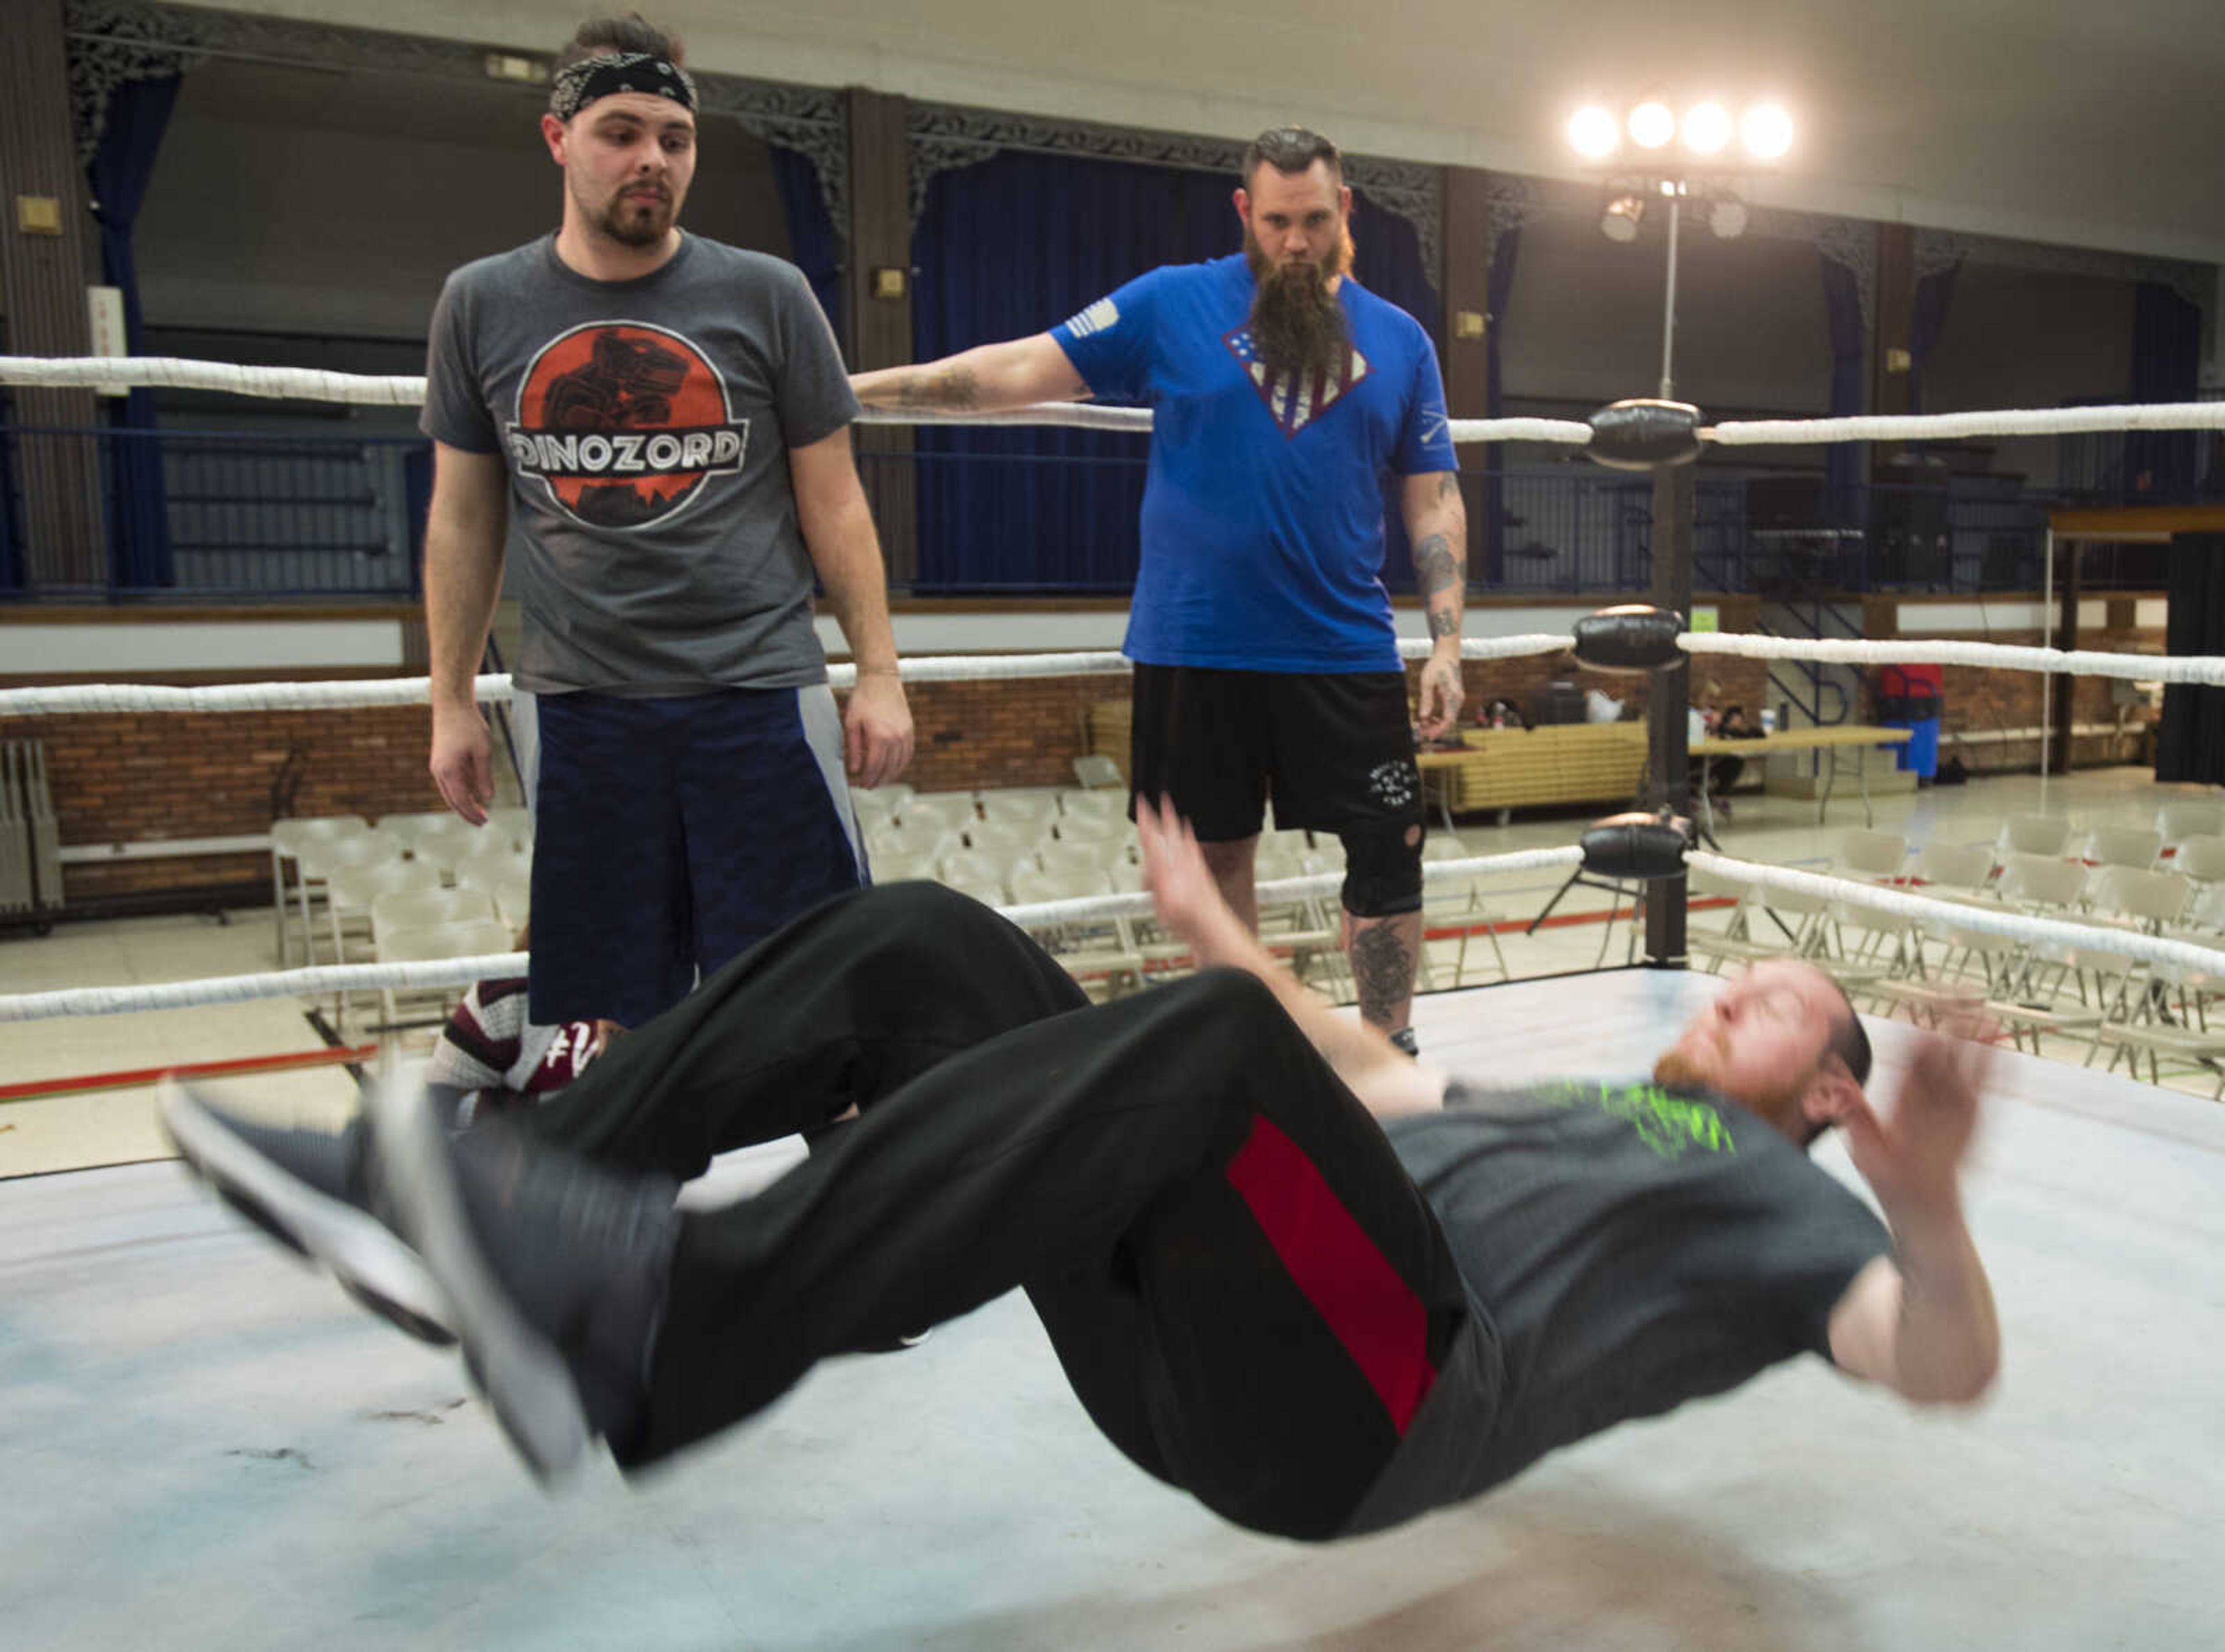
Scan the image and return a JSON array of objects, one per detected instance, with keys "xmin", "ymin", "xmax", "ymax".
[
  {"xmin": 421, "ymin": 234, "xmax": 858, "ymax": 695},
  {"xmin": 1349, "ymin": 1078, "xmax": 1892, "ymax": 1531}
]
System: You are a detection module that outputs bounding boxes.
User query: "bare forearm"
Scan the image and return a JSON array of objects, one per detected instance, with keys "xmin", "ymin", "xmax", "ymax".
[
  {"xmin": 808, "ymin": 493, "xmax": 900, "ymax": 675},
  {"xmin": 1885, "ymin": 1200, "xmax": 2000, "ymax": 1403},
  {"xmin": 1408, "ymin": 477, "xmax": 1468, "ymax": 650},
  {"xmin": 852, "ymin": 337, "xmax": 1077, "ymax": 415},
  {"xmin": 423, "ymin": 523, "xmax": 504, "ymax": 712}
]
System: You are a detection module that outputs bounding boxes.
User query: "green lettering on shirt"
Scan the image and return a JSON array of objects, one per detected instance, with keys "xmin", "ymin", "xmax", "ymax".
[{"xmin": 1539, "ymin": 1080, "xmax": 1738, "ymax": 1161}]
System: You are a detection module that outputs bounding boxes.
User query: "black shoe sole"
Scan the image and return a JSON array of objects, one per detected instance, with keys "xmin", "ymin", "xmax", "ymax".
[
  {"xmin": 160, "ymin": 1080, "xmax": 455, "ymax": 1348},
  {"xmin": 369, "ymin": 1078, "xmax": 593, "ymax": 1486}
]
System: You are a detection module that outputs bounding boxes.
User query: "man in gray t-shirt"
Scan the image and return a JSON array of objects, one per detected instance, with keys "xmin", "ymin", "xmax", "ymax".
[{"xmin": 419, "ymin": 17, "xmax": 912, "ymax": 1031}]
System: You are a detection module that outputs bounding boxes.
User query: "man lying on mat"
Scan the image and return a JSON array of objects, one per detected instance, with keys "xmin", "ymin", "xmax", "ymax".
[{"xmin": 163, "ymin": 801, "xmax": 1997, "ymax": 1540}]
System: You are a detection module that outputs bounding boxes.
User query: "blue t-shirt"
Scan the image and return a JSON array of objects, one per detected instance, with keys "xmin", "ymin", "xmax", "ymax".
[{"xmin": 1052, "ymin": 254, "xmax": 1455, "ymax": 673}]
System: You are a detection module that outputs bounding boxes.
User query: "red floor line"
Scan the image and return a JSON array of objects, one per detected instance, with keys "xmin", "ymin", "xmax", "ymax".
[{"xmin": 0, "ymin": 1044, "xmax": 380, "ymax": 1105}]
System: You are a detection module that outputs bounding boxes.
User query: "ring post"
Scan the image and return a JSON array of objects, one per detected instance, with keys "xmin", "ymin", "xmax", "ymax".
[
  {"xmin": 1585, "ymin": 398, "xmax": 1703, "ymax": 971},
  {"xmin": 1646, "ymin": 462, "xmax": 1696, "ymax": 968}
]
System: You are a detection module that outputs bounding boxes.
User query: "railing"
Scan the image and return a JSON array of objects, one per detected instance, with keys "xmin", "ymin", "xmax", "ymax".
[
  {"xmin": 0, "ymin": 423, "xmax": 2155, "ymax": 604},
  {"xmin": 2055, "ymin": 391, "xmax": 2225, "ymax": 507}
]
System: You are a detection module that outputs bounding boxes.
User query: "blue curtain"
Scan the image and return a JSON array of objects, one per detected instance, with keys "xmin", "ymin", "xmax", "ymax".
[
  {"xmin": 1481, "ymin": 225, "xmax": 1522, "ymax": 584},
  {"xmin": 0, "ymin": 407, "xmax": 19, "ymax": 594},
  {"xmin": 769, "ymin": 146, "xmax": 843, "ymax": 344},
  {"xmin": 2127, "ymin": 282, "xmax": 2201, "ymax": 502},
  {"xmin": 910, "ymin": 149, "xmax": 1442, "ymax": 591},
  {"xmin": 88, "ymin": 73, "xmax": 181, "ymax": 591},
  {"xmin": 1819, "ymin": 253, "xmax": 1866, "ymax": 524},
  {"xmin": 1906, "ymin": 260, "xmax": 1960, "ymax": 416},
  {"xmin": 912, "ymin": 151, "xmax": 1234, "ymax": 590}
]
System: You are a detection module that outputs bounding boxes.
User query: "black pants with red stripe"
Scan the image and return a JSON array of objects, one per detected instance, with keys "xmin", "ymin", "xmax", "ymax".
[{"xmin": 523, "ymin": 881, "xmax": 1475, "ymax": 1541}]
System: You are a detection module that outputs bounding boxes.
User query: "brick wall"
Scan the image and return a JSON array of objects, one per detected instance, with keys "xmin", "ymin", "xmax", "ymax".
[
  {"xmin": 1, "ymin": 599, "xmax": 1770, "ymax": 904},
  {"xmin": 1867, "ymin": 614, "xmax": 2164, "ymax": 771}
]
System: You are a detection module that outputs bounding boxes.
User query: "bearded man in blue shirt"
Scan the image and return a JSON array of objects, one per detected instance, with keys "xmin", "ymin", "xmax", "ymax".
[{"xmin": 854, "ymin": 127, "xmax": 1468, "ymax": 1049}]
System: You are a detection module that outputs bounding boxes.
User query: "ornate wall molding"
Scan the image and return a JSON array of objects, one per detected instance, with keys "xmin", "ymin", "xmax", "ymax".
[
  {"xmin": 1913, "ymin": 225, "xmax": 2212, "ymax": 313},
  {"xmin": 905, "ymin": 102, "xmax": 1442, "ymax": 284},
  {"xmin": 61, "ymin": 1, "xmax": 848, "ymax": 242}
]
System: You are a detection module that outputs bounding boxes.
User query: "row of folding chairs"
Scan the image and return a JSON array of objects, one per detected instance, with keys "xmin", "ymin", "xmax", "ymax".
[
  {"xmin": 271, "ymin": 809, "xmax": 531, "ymax": 969},
  {"xmin": 1691, "ymin": 829, "xmax": 2225, "ymax": 1096}
]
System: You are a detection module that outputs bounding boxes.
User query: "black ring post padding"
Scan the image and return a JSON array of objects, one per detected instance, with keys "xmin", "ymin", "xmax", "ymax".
[
  {"xmin": 1585, "ymin": 399, "xmax": 1704, "ymax": 471},
  {"xmin": 1573, "ymin": 604, "xmax": 1686, "ymax": 674},
  {"xmin": 1581, "ymin": 813, "xmax": 1690, "ymax": 881}
]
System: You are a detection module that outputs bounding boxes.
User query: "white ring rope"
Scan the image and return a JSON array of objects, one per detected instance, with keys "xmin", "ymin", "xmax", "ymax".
[
  {"xmin": 1706, "ymin": 400, "xmax": 2225, "ymax": 447},
  {"xmin": 0, "ymin": 358, "xmax": 1594, "ymax": 446},
  {"xmin": 0, "ymin": 355, "xmax": 426, "ymax": 406},
  {"xmin": 0, "ymin": 953, "xmax": 528, "ymax": 1024},
  {"xmin": 14, "ymin": 356, "xmax": 2225, "ymax": 448},
  {"xmin": 0, "ymin": 849, "xmax": 1581, "ymax": 1023},
  {"xmin": 1689, "ymin": 851, "xmax": 2225, "ymax": 980},
  {"xmin": 0, "ymin": 637, "xmax": 1580, "ymax": 717},
  {"xmin": 1680, "ymin": 631, "xmax": 2225, "ymax": 688}
]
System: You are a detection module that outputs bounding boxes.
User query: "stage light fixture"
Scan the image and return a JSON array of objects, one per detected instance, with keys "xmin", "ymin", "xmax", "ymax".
[
  {"xmin": 1601, "ymin": 194, "xmax": 1647, "ymax": 243},
  {"xmin": 1628, "ymin": 101, "xmax": 1676, "ymax": 149},
  {"xmin": 1568, "ymin": 105, "xmax": 1621, "ymax": 160},
  {"xmin": 1741, "ymin": 103, "xmax": 1794, "ymax": 160}
]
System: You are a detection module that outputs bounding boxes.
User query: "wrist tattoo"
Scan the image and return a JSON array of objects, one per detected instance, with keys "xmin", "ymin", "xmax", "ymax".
[
  {"xmin": 1428, "ymin": 608, "xmax": 1461, "ymax": 639},
  {"xmin": 1413, "ymin": 533, "xmax": 1464, "ymax": 600}
]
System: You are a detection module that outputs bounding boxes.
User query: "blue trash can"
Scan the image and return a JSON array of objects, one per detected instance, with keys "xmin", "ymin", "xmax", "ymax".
[
  {"xmin": 1875, "ymin": 666, "xmax": 1942, "ymax": 781},
  {"xmin": 1885, "ymin": 715, "xmax": 1941, "ymax": 779}
]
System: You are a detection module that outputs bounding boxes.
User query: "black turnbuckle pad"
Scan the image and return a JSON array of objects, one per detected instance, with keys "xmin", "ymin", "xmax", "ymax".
[
  {"xmin": 1581, "ymin": 812, "xmax": 1690, "ymax": 881},
  {"xmin": 1585, "ymin": 399, "xmax": 1704, "ymax": 471},
  {"xmin": 1573, "ymin": 604, "xmax": 1685, "ymax": 673}
]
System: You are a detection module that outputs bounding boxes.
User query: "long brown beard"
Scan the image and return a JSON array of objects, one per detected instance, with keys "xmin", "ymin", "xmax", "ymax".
[{"xmin": 1244, "ymin": 225, "xmax": 1352, "ymax": 383}]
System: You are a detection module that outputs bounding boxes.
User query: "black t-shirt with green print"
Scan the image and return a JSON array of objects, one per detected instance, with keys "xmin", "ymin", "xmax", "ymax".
[{"xmin": 1374, "ymin": 1078, "xmax": 1891, "ymax": 1505}]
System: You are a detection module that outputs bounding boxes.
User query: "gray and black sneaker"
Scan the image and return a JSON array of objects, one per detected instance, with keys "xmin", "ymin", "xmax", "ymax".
[
  {"xmin": 369, "ymin": 1080, "xmax": 681, "ymax": 1485},
  {"xmin": 159, "ymin": 1078, "xmax": 455, "ymax": 1347}
]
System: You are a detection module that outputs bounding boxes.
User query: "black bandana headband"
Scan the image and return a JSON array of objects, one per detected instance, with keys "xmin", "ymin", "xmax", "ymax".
[{"xmin": 549, "ymin": 52, "xmax": 698, "ymax": 121}]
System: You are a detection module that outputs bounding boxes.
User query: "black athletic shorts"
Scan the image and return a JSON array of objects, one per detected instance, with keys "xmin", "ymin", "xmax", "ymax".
[{"xmin": 1128, "ymin": 665, "xmax": 1423, "ymax": 843}]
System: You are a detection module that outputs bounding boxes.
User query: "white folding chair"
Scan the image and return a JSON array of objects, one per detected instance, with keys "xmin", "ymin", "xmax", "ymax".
[
  {"xmin": 2083, "ymin": 826, "xmax": 2161, "ymax": 873},
  {"xmin": 896, "ymin": 793, "xmax": 977, "ymax": 836},
  {"xmin": 269, "ymin": 815, "xmax": 372, "ymax": 967},
  {"xmin": 2155, "ymin": 800, "xmax": 2225, "ymax": 851},
  {"xmin": 371, "ymin": 885, "xmax": 499, "ymax": 948},
  {"xmin": 2169, "ymin": 835, "xmax": 2225, "ymax": 886},
  {"xmin": 1994, "ymin": 814, "xmax": 2073, "ymax": 865},
  {"xmin": 374, "ymin": 917, "xmax": 519, "ymax": 1067}
]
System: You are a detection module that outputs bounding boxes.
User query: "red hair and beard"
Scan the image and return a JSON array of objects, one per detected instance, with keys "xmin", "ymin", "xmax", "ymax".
[
  {"xmin": 1243, "ymin": 220, "xmax": 1355, "ymax": 383},
  {"xmin": 1653, "ymin": 1042, "xmax": 1811, "ymax": 1139}
]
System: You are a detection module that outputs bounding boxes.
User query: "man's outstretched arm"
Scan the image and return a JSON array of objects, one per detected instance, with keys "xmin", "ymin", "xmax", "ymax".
[
  {"xmin": 851, "ymin": 334, "xmax": 1089, "ymax": 415},
  {"xmin": 1824, "ymin": 1024, "xmax": 2001, "ymax": 1405},
  {"xmin": 1138, "ymin": 798, "xmax": 1447, "ymax": 1119}
]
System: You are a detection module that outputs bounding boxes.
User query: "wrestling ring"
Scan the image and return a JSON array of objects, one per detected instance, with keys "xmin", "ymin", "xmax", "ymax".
[{"xmin": 2, "ymin": 355, "xmax": 2223, "ymax": 1649}]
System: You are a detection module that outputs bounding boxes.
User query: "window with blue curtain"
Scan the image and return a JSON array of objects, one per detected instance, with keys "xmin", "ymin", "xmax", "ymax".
[
  {"xmin": 89, "ymin": 72, "xmax": 183, "ymax": 593},
  {"xmin": 909, "ymin": 148, "xmax": 1441, "ymax": 592}
]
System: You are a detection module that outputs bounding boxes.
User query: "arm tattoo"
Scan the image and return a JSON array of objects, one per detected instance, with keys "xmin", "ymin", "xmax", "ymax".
[
  {"xmin": 1428, "ymin": 608, "xmax": 1461, "ymax": 639},
  {"xmin": 1349, "ymin": 918, "xmax": 1416, "ymax": 1032},
  {"xmin": 893, "ymin": 366, "xmax": 980, "ymax": 411},
  {"xmin": 1436, "ymin": 472, "xmax": 1461, "ymax": 503},
  {"xmin": 1412, "ymin": 532, "xmax": 1464, "ymax": 600}
]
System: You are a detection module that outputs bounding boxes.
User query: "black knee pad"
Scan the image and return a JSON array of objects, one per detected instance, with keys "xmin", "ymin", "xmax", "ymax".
[{"xmin": 1338, "ymin": 822, "xmax": 1424, "ymax": 918}]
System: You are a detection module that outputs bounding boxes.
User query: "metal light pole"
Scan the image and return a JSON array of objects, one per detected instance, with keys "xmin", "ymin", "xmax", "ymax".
[{"xmin": 1658, "ymin": 188, "xmax": 1682, "ymax": 400}]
